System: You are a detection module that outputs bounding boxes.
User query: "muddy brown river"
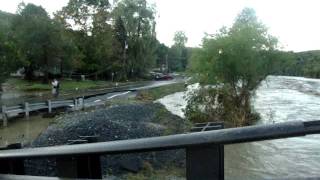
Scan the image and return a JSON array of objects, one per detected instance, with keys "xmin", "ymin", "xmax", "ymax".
[{"xmin": 158, "ymin": 76, "xmax": 320, "ymax": 179}]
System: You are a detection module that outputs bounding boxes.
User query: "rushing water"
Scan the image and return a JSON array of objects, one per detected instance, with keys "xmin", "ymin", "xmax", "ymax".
[{"xmin": 158, "ymin": 76, "xmax": 320, "ymax": 179}]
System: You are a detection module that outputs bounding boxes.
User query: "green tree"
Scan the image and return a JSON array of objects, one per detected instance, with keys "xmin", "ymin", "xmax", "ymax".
[
  {"xmin": 187, "ymin": 8, "xmax": 278, "ymax": 126},
  {"xmin": 58, "ymin": 0, "xmax": 119, "ymax": 79},
  {"xmin": 113, "ymin": 0, "xmax": 157, "ymax": 78},
  {"xmin": 113, "ymin": 16, "xmax": 129, "ymax": 80},
  {"xmin": 0, "ymin": 12, "xmax": 18, "ymax": 85},
  {"xmin": 173, "ymin": 31, "xmax": 188, "ymax": 47},
  {"xmin": 169, "ymin": 31, "xmax": 189, "ymax": 71},
  {"xmin": 53, "ymin": 18, "xmax": 85, "ymax": 77},
  {"xmin": 155, "ymin": 42, "xmax": 169, "ymax": 72},
  {"xmin": 12, "ymin": 3, "xmax": 65, "ymax": 81},
  {"xmin": 57, "ymin": 0, "xmax": 110, "ymax": 32}
]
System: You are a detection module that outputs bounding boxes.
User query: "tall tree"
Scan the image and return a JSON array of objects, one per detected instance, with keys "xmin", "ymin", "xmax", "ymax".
[
  {"xmin": 113, "ymin": 0, "xmax": 157, "ymax": 78},
  {"xmin": 12, "ymin": 3, "xmax": 63, "ymax": 81},
  {"xmin": 57, "ymin": 0, "xmax": 110, "ymax": 32},
  {"xmin": 114, "ymin": 16, "xmax": 128, "ymax": 79},
  {"xmin": 0, "ymin": 11, "xmax": 18, "ymax": 85},
  {"xmin": 57, "ymin": 0, "xmax": 117, "ymax": 79},
  {"xmin": 169, "ymin": 31, "xmax": 188, "ymax": 71},
  {"xmin": 187, "ymin": 8, "xmax": 278, "ymax": 126}
]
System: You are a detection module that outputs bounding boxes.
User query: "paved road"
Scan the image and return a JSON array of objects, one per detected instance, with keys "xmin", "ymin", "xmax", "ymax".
[
  {"xmin": 84, "ymin": 77, "xmax": 185, "ymax": 108},
  {"xmin": 1, "ymin": 77, "xmax": 186, "ymax": 120},
  {"xmin": 0, "ymin": 77, "xmax": 185, "ymax": 106}
]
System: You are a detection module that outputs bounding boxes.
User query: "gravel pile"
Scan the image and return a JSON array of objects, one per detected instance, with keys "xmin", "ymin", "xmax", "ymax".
[{"xmin": 26, "ymin": 103, "xmax": 188, "ymax": 177}]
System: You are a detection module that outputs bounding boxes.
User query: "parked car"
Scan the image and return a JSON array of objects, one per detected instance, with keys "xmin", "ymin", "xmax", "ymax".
[{"xmin": 154, "ymin": 73, "xmax": 174, "ymax": 81}]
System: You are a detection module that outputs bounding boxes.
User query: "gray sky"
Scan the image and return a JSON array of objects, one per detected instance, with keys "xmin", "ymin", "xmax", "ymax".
[{"xmin": 1, "ymin": 0, "xmax": 320, "ymax": 52}]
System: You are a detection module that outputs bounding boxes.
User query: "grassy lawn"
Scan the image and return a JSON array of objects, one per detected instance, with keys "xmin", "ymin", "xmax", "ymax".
[
  {"xmin": 136, "ymin": 82, "xmax": 186, "ymax": 101},
  {"xmin": 7, "ymin": 78, "xmax": 112, "ymax": 92}
]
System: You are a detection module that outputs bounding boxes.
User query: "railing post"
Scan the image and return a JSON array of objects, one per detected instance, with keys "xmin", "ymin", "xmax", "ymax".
[
  {"xmin": 73, "ymin": 98, "xmax": 78, "ymax": 111},
  {"xmin": 78, "ymin": 98, "xmax": 84, "ymax": 110},
  {"xmin": 186, "ymin": 122, "xmax": 224, "ymax": 180},
  {"xmin": 47, "ymin": 100, "xmax": 52, "ymax": 113},
  {"xmin": 24, "ymin": 102, "xmax": 29, "ymax": 119},
  {"xmin": 0, "ymin": 143, "xmax": 25, "ymax": 175},
  {"xmin": 2, "ymin": 105, "xmax": 7, "ymax": 127},
  {"xmin": 81, "ymin": 97, "xmax": 85, "ymax": 110}
]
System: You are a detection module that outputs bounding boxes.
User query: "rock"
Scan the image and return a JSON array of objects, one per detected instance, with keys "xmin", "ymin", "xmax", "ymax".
[{"xmin": 25, "ymin": 103, "xmax": 189, "ymax": 177}]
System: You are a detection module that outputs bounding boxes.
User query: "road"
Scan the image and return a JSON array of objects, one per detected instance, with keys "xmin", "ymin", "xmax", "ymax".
[{"xmin": 1, "ymin": 77, "xmax": 186, "ymax": 121}]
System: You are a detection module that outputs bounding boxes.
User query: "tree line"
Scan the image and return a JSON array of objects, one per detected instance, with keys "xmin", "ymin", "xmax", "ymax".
[
  {"xmin": 271, "ymin": 50, "xmax": 320, "ymax": 78},
  {"xmin": 0, "ymin": 0, "xmax": 190, "ymax": 83}
]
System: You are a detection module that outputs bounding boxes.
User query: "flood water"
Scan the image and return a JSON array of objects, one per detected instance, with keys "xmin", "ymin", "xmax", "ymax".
[
  {"xmin": 0, "ymin": 116, "xmax": 54, "ymax": 147},
  {"xmin": 158, "ymin": 76, "xmax": 320, "ymax": 179}
]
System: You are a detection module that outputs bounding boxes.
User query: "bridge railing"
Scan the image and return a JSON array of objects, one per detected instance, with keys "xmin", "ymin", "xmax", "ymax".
[
  {"xmin": 0, "ymin": 120, "xmax": 320, "ymax": 180},
  {"xmin": 0, "ymin": 86, "xmax": 137, "ymax": 127},
  {"xmin": 1, "ymin": 98, "xmax": 86, "ymax": 126}
]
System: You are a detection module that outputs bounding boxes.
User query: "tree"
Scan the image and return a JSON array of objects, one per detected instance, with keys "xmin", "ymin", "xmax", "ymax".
[
  {"xmin": 0, "ymin": 12, "xmax": 18, "ymax": 86},
  {"xmin": 52, "ymin": 19, "xmax": 85, "ymax": 77},
  {"xmin": 113, "ymin": 16, "xmax": 128, "ymax": 80},
  {"xmin": 113, "ymin": 0, "xmax": 157, "ymax": 78},
  {"xmin": 12, "ymin": 3, "xmax": 65, "ymax": 81},
  {"xmin": 187, "ymin": 8, "xmax": 278, "ymax": 126},
  {"xmin": 155, "ymin": 42, "xmax": 169, "ymax": 72},
  {"xmin": 57, "ymin": 0, "xmax": 120, "ymax": 79},
  {"xmin": 169, "ymin": 31, "xmax": 189, "ymax": 71},
  {"xmin": 56, "ymin": 0, "xmax": 110, "ymax": 32},
  {"xmin": 173, "ymin": 31, "xmax": 188, "ymax": 47}
]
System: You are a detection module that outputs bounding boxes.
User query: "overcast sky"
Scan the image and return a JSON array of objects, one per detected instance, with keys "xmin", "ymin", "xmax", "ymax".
[{"xmin": 1, "ymin": 0, "xmax": 320, "ymax": 52}]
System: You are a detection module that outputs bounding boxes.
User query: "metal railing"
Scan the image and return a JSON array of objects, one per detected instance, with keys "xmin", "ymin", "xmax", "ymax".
[
  {"xmin": 0, "ymin": 120, "xmax": 319, "ymax": 179},
  {"xmin": 0, "ymin": 87, "xmax": 135, "ymax": 127}
]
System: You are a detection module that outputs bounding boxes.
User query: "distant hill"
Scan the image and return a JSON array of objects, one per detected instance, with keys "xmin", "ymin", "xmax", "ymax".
[
  {"xmin": 0, "ymin": 10, "xmax": 15, "ymax": 29},
  {"xmin": 271, "ymin": 50, "xmax": 320, "ymax": 78},
  {"xmin": 296, "ymin": 50, "xmax": 320, "ymax": 59},
  {"xmin": 295, "ymin": 50, "xmax": 320, "ymax": 78}
]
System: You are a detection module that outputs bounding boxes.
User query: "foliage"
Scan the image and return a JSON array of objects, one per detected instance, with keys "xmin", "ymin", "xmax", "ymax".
[
  {"xmin": 113, "ymin": 0, "xmax": 158, "ymax": 78},
  {"xmin": 155, "ymin": 42, "xmax": 169, "ymax": 71},
  {"xmin": 187, "ymin": 8, "xmax": 277, "ymax": 126},
  {"xmin": 0, "ymin": 11, "xmax": 18, "ymax": 85},
  {"xmin": 168, "ymin": 31, "xmax": 190, "ymax": 71},
  {"xmin": 56, "ymin": 0, "xmax": 110, "ymax": 32},
  {"xmin": 0, "ymin": 0, "xmax": 189, "ymax": 85},
  {"xmin": 11, "ymin": 3, "xmax": 75, "ymax": 81}
]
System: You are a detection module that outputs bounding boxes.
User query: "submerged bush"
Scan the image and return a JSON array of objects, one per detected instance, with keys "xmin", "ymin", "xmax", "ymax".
[{"xmin": 186, "ymin": 8, "xmax": 276, "ymax": 126}]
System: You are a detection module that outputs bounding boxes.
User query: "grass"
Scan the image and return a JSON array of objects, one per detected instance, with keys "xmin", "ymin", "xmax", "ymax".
[
  {"xmin": 136, "ymin": 83, "xmax": 186, "ymax": 101},
  {"xmin": 6, "ymin": 78, "xmax": 113, "ymax": 92}
]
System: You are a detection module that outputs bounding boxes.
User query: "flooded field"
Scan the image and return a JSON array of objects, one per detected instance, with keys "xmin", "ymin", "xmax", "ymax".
[{"xmin": 0, "ymin": 116, "xmax": 54, "ymax": 147}]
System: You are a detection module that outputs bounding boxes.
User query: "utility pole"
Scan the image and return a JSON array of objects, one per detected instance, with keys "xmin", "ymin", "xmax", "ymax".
[
  {"xmin": 166, "ymin": 54, "xmax": 169, "ymax": 74},
  {"xmin": 123, "ymin": 40, "xmax": 128, "ymax": 79}
]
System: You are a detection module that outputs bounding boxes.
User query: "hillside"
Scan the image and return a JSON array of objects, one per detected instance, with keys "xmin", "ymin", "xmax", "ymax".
[{"xmin": 0, "ymin": 10, "xmax": 15, "ymax": 28}]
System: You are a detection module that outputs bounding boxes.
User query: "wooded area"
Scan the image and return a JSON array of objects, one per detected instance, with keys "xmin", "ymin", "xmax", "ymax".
[
  {"xmin": 0, "ymin": 0, "xmax": 190, "ymax": 83},
  {"xmin": 1, "ymin": 1, "xmax": 320, "ymax": 127}
]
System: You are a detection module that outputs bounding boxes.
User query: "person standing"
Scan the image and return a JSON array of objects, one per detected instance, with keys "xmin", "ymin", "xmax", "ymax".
[{"xmin": 51, "ymin": 79, "xmax": 60, "ymax": 98}]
